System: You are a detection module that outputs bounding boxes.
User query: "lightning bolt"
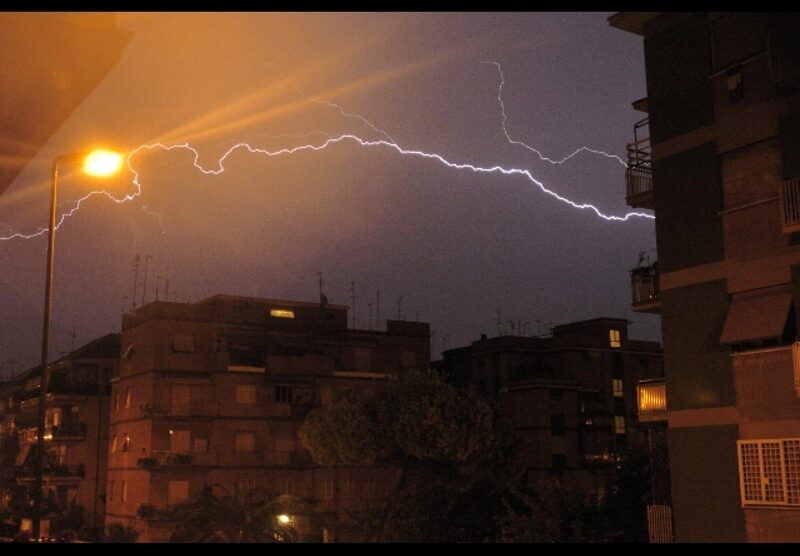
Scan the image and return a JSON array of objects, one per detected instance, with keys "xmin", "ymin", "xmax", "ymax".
[
  {"xmin": 0, "ymin": 64, "xmax": 653, "ymax": 242},
  {"xmin": 125, "ymin": 134, "xmax": 652, "ymax": 222},
  {"xmin": 480, "ymin": 59, "xmax": 628, "ymax": 167}
]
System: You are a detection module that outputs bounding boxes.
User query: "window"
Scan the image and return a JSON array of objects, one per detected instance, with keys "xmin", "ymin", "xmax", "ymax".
[
  {"xmin": 110, "ymin": 436, "xmax": 118, "ymax": 454},
  {"xmin": 113, "ymin": 391, "xmax": 120, "ymax": 410},
  {"xmin": 613, "ymin": 379, "xmax": 624, "ymax": 398},
  {"xmin": 171, "ymin": 384, "xmax": 192, "ymax": 415},
  {"xmin": 173, "ymin": 334, "xmax": 196, "ymax": 353},
  {"xmin": 121, "ymin": 480, "xmax": 128, "ymax": 503},
  {"xmin": 322, "ymin": 477, "xmax": 335, "ymax": 499},
  {"xmin": 121, "ymin": 434, "xmax": 130, "ymax": 453},
  {"xmin": 275, "ymin": 385, "xmax": 293, "ymax": 404},
  {"xmin": 193, "ymin": 438, "xmax": 209, "ymax": 453},
  {"xmin": 124, "ymin": 387, "xmax": 131, "ymax": 409},
  {"xmin": 738, "ymin": 439, "xmax": 800, "ymax": 506},
  {"xmin": 609, "ymin": 329, "xmax": 621, "ymax": 348},
  {"xmin": 235, "ymin": 431, "xmax": 256, "ymax": 452},
  {"xmin": 109, "ymin": 480, "xmax": 115, "ymax": 502},
  {"xmin": 236, "ymin": 384, "xmax": 257, "ymax": 405},
  {"xmin": 277, "ymin": 478, "xmax": 295, "ymax": 496},
  {"xmin": 270, "ymin": 308, "xmax": 295, "ymax": 319},
  {"xmin": 168, "ymin": 481, "xmax": 190, "ymax": 505},
  {"xmin": 170, "ymin": 430, "xmax": 191, "ymax": 453},
  {"xmin": 614, "ymin": 415, "xmax": 626, "ymax": 435}
]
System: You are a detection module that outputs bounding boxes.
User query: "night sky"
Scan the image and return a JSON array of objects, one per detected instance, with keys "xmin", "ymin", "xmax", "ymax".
[{"xmin": 0, "ymin": 12, "xmax": 657, "ymax": 377}]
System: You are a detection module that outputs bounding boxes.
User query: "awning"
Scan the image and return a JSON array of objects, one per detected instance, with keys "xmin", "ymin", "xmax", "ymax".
[
  {"xmin": 720, "ymin": 286, "xmax": 793, "ymax": 344},
  {"xmin": 14, "ymin": 442, "xmax": 32, "ymax": 467}
]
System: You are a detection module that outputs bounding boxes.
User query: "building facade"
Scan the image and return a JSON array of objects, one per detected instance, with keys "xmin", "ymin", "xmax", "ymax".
[
  {"xmin": 610, "ymin": 12, "xmax": 800, "ymax": 542},
  {"xmin": 0, "ymin": 333, "xmax": 118, "ymax": 538},
  {"xmin": 104, "ymin": 294, "xmax": 430, "ymax": 542},
  {"xmin": 436, "ymin": 318, "xmax": 662, "ymax": 496}
]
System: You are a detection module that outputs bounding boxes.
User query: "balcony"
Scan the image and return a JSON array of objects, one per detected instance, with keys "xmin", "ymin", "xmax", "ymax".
[
  {"xmin": 625, "ymin": 118, "xmax": 653, "ymax": 209},
  {"xmin": 139, "ymin": 400, "xmax": 219, "ymax": 419},
  {"xmin": 630, "ymin": 263, "xmax": 660, "ymax": 313},
  {"xmin": 780, "ymin": 177, "xmax": 800, "ymax": 234},
  {"xmin": 18, "ymin": 464, "xmax": 85, "ymax": 483},
  {"xmin": 137, "ymin": 449, "xmax": 218, "ymax": 469},
  {"xmin": 637, "ymin": 379, "xmax": 667, "ymax": 423}
]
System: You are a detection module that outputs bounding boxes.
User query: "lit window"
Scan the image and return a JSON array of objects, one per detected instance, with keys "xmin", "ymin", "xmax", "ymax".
[
  {"xmin": 236, "ymin": 384, "xmax": 257, "ymax": 405},
  {"xmin": 168, "ymin": 481, "xmax": 190, "ymax": 505},
  {"xmin": 235, "ymin": 431, "xmax": 256, "ymax": 452},
  {"xmin": 121, "ymin": 480, "xmax": 128, "ymax": 503},
  {"xmin": 275, "ymin": 385, "xmax": 293, "ymax": 404},
  {"xmin": 110, "ymin": 436, "xmax": 118, "ymax": 454},
  {"xmin": 121, "ymin": 434, "xmax": 130, "ymax": 453},
  {"xmin": 614, "ymin": 415, "xmax": 626, "ymax": 435},
  {"xmin": 124, "ymin": 388, "xmax": 131, "ymax": 409},
  {"xmin": 270, "ymin": 308, "xmax": 295, "ymax": 319},
  {"xmin": 613, "ymin": 379, "xmax": 624, "ymax": 398},
  {"xmin": 738, "ymin": 439, "xmax": 800, "ymax": 506},
  {"xmin": 322, "ymin": 477, "xmax": 335, "ymax": 499},
  {"xmin": 609, "ymin": 329, "xmax": 621, "ymax": 348}
]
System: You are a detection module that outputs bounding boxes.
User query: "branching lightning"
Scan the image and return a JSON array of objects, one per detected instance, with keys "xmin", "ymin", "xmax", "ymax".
[
  {"xmin": 0, "ymin": 61, "xmax": 654, "ymax": 243},
  {"xmin": 480, "ymin": 60, "xmax": 628, "ymax": 167}
]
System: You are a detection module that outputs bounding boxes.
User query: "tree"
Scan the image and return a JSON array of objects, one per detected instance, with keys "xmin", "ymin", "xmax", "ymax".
[
  {"xmin": 168, "ymin": 485, "xmax": 306, "ymax": 543},
  {"xmin": 300, "ymin": 370, "xmax": 531, "ymax": 542}
]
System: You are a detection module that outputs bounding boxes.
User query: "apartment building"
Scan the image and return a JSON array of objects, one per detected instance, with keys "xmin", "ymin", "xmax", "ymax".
[
  {"xmin": 0, "ymin": 334, "xmax": 118, "ymax": 537},
  {"xmin": 610, "ymin": 12, "xmax": 800, "ymax": 541},
  {"xmin": 436, "ymin": 318, "xmax": 662, "ymax": 495},
  {"xmin": 104, "ymin": 294, "xmax": 430, "ymax": 542}
]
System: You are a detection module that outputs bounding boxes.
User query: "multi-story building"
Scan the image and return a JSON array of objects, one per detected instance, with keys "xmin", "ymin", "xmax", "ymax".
[
  {"xmin": 610, "ymin": 12, "xmax": 800, "ymax": 542},
  {"xmin": 104, "ymin": 294, "xmax": 430, "ymax": 542},
  {"xmin": 435, "ymin": 318, "xmax": 662, "ymax": 496},
  {"xmin": 0, "ymin": 333, "xmax": 118, "ymax": 537}
]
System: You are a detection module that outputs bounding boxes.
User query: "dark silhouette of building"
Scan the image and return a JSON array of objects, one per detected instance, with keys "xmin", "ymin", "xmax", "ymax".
[
  {"xmin": 611, "ymin": 11, "xmax": 800, "ymax": 542},
  {"xmin": 436, "ymin": 317, "xmax": 662, "ymax": 496},
  {"xmin": 104, "ymin": 294, "xmax": 430, "ymax": 542},
  {"xmin": 0, "ymin": 334, "xmax": 118, "ymax": 538}
]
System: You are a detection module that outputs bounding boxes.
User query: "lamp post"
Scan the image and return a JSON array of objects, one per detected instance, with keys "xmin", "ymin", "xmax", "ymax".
[{"xmin": 32, "ymin": 148, "xmax": 123, "ymax": 540}]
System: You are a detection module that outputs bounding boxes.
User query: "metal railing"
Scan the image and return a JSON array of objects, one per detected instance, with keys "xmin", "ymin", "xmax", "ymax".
[
  {"xmin": 780, "ymin": 177, "xmax": 800, "ymax": 233},
  {"xmin": 631, "ymin": 264, "xmax": 659, "ymax": 306},
  {"xmin": 625, "ymin": 118, "xmax": 653, "ymax": 205}
]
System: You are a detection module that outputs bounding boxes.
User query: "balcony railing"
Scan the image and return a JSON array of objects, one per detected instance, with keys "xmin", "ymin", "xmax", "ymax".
[
  {"xmin": 625, "ymin": 118, "xmax": 653, "ymax": 209},
  {"xmin": 637, "ymin": 379, "xmax": 667, "ymax": 423},
  {"xmin": 140, "ymin": 400, "xmax": 219, "ymax": 418},
  {"xmin": 630, "ymin": 263, "xmax": 659, "ymax": 312},
  {"xmin": 780, "ymin": 177, "xmax": 800, "ymax": 233},
  {"xmin": 18, "ymin": 464, "xmax": 85, "ymax": 481},
  {"xmin": 19, "ymin": 421, "xmax": 87, "ymax": 444},
  {"xmin": 138, "ymin": 450, "xmax": 191, "ymax": 468}
]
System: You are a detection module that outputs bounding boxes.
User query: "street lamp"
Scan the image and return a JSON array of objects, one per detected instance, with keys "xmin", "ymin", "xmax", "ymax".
[{"xmin": 32, "ymin": 148, "xmax": 123, "ymax": 540}]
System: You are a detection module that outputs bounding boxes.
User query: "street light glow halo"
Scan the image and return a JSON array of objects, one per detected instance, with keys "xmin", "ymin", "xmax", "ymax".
[{"xmin": 82, "ymin": 148, "xmax": 123, "ymax": 177}]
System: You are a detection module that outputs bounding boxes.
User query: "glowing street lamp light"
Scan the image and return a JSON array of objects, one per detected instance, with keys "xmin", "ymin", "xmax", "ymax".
[
  {"xmin": 32, "ymin": 148, "xmax": 123, "ymax": 540},
  {"xmin": 277, "ymin": 514, "xmax": 291, "ymax": 524}
]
